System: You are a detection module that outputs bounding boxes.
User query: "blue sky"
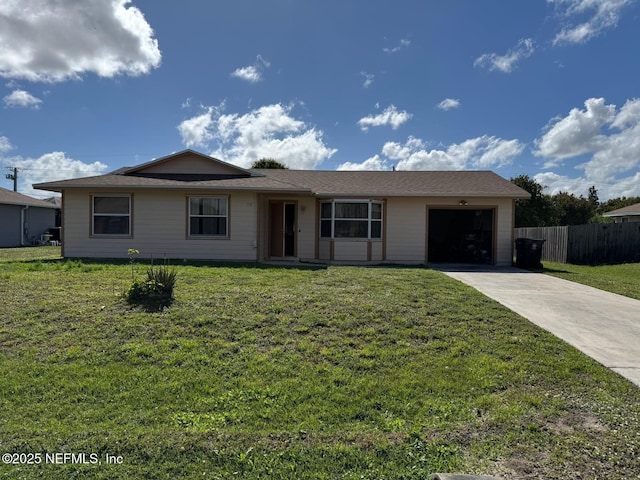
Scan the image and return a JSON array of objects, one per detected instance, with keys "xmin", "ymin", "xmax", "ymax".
[{"xmin": 1, "ymin": 0, "xmax": 640, "ymax": 200}]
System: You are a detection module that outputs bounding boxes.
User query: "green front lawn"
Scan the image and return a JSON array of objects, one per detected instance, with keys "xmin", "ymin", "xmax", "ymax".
[
  {"xmin": 542, "ymin": 261, "xmax": 640, "ymax": 300},
  {"xmin": 1, "ymin": 248, "xmax": 639, "ymax": 478}
]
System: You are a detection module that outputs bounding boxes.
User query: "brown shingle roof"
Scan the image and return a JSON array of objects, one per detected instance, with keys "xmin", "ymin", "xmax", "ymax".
[
  {"xmin": 0, "ymin": 187, "xmax": 58, "ymax": 208},
  {"xmin": 33, "ymin": 172, "xmax": 310, "ymax": 193},
  {"xmin": 33, "ymin": 151, "xmax": 529, "ymax": 199},
  {"xmin": 253, "ymin": 169, "xmax": 530, "ymax": 198},
  {"xmin": 603, "ymin": 202, "xmax": 640, "ymax": 217}
]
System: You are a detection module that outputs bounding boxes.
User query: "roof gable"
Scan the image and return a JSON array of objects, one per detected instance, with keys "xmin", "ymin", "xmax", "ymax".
[{"xmin": 122, "ymin": 150, "xmax": 253, "ymax": 177}]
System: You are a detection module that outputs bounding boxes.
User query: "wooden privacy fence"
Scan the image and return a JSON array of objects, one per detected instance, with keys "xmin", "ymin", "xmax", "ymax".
[{"xmin": 515, "ymin": 223, "xmax": 640, "ymax": 265}]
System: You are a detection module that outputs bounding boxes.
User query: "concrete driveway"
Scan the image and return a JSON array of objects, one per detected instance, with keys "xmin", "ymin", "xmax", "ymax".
[{"xmin": 437, "ymin": 265, "xmax": 640, "ymax": 388}]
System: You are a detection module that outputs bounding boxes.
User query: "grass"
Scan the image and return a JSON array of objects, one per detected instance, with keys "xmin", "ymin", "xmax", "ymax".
[
  {"xmin": 1, "ymin": 247, "xmax": 640, "ymax": 478},
  {"xmin": 541, "ymin": 261, "xmax": 640, "ymax": 300}
]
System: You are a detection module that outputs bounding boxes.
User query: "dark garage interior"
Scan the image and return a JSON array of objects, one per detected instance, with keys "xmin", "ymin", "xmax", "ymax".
[{"xmin": 428, "ymin": 208, "xmax": 494, "ymax": 264}]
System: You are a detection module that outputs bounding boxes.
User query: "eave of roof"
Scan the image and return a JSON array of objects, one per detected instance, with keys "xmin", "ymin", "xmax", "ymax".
[
  {"xmin": 0, "ymin": 187, "xmax": 58, "ymax": 208},
  {"xmin": 602, "ymin": 202, "xmax": 640, "ymax": 216},
  {"xmin": 252, "ymin": 169, "xmax": 531, "ymax": 198},
  {"xmin": 33, "ymin": 166, "xmax": 530, "ymax": 199},
  {"xmin": 33, "ymin": 173, "xmax": 312, "ymax": 194}
]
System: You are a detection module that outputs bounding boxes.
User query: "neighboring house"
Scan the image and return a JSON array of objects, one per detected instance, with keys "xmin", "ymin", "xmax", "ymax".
[
  {"xmin": 0, "ymin": 187, "xmax": 58, "ymax": 247},
  {"xmin": 603, "ymin": 203, "xmax": 640, "ymax": 223},
  {"xmin": 34, "ymin": 150, "xmax": 529, "ymax": 265}
]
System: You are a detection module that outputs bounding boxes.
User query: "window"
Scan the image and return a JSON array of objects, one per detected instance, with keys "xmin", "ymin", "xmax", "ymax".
[
  {"xmin": 189, "ymin": 196, "xmax": 228, "ymax": 237},
  {"xmin": 92, "ymin": 195, "xmax": 131, "ymax": 236},
  {"xmin": 320, "ymin": 200, "xmax": 383, "ymax": 239}
]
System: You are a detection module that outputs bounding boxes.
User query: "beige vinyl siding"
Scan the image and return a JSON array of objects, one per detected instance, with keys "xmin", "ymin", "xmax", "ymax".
[
  {"xmin": 318, "ymin": 240, "xmax": 331, "ymax": 260},
  {"xmin": 371, "ymin": 240, "xmax": 383, "ymax": 261},
  {"xmin": 62, "ymin": 189, "xmax": 258, "ymax": 260},
  {"xmin": 295, "ymin": 197, "xmax": 316, "ymax": 260},
  {"xmin": 494, "ymin": 198, "xmax": 514, "ymax": 266},
  {"xmin": 385, "ymin": 198, "xmax": 427, "ymax": 262},
  {"xmin": 333, "ymin": 241, "xmax": 369, "ymax": 262},
  {"xmin": 62, "ymin": 189, "xmax": 516, "ymax": 264}
]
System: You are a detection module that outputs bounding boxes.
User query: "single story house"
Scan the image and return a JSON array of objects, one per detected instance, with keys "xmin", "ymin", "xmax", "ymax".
[
  {"xmin": 0, "ymin": 186, "xmax": 58, "ymax": 247},
  {"xmin": 603, "ymin": 203, "xmax": 640, "ymax": 223},
  {"xmin": 34, "ymin": 150, "xmax": 529, "ymax": 265}
]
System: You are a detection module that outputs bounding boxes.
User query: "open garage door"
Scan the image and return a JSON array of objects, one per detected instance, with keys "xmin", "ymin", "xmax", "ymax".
[{"xmin": 427, "ymin": 208, "xmax": 495, "ymax": 264}]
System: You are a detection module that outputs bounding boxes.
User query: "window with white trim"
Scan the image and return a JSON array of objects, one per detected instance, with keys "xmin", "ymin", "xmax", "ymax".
[
  {"xmin": 92, "ymin": 195, "xmax": 131, "ymax": 236},
  {"xmin": 320, "ymin": 200, "xmax": 383, "ymax": 239},
  {"xmin": 188, "ymin": 196, "xmax": 228, "ymax": 237}
]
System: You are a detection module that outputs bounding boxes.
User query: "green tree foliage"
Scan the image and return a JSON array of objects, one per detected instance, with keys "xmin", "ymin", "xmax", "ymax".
[
  {"xmin": 510, "ymin": 176, "xmax": 600, "ymax": 227},
  {"xmin": 251, "ymin": 158, "xmax": 287, "ymax": 169},
  {"xmin": 510, "ymin": 175, "xmax": 555, "ymax": 227},
  {"xmin": 551, "ymin": 192, "xmax": 595, "ymax": 226}
]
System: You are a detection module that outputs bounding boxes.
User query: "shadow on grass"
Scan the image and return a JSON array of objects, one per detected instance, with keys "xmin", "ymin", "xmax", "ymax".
[
  {"xmin": 540, "ymin": 266, "xmax": 574, "ymax": 274},
  {"xmin": 5, "ymin": 256, "xmax": 329, "ymax": 271},
  {"xmin": 127, "ymin": 295, "xmax": 174, "ymax": 313}
]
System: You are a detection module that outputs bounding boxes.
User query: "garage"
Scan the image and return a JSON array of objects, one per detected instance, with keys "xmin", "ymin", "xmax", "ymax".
[{"xmin": 427, "ymin": 208, "xmax": 495, "ymax": 264}]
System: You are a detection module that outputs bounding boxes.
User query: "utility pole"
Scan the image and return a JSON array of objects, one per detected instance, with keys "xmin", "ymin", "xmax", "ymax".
[{"xmin": 5, "ymin": 167, "xmax": 17, "ymax": 192}]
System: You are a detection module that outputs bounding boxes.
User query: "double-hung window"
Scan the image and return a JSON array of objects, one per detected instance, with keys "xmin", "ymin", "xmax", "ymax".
[
  {"xmin": 320, "ymin": 200, "xmax": 383, "ymax": 239},
  {"xmin": 188, "ymin": 196, "xmax": 228, "ymax": 237},
  {"xmin": 92, "ymin": 195, "xmax": 131, "ymax": 236}
]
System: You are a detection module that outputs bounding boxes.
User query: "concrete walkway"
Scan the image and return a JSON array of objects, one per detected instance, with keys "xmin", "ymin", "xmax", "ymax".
[{"xmin": 437, "ymin": 265, "xmax": 640, "ymax": 388}]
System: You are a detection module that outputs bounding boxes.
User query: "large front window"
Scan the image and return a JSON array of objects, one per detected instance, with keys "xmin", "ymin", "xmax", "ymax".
[
  {"xmin": 92, "ymin": 195, "xmax": 131, "ymax": 236},
  {"xmin": 189, "ymin": 196, "xmax": 228, "ymax": 237},
  {"xmin": 320, "ymin": 200, "xmax": 383, "ymax": 239}
]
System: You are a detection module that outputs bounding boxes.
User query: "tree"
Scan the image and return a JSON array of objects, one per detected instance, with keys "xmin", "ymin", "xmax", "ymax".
[
  {"xmin": 588, "ymin": 185, "xmax": 599, "ymax": 210},
  {"xmin": 510, "ymin": 175, "xmax": 554, "ymax": 227},
  {"xmin": 551, "ymin": 192, "xmax": 595, "ymax": 225},
  {"xmin": 251, "ymin": 158, "xmax": 287, "ymax": 169}
]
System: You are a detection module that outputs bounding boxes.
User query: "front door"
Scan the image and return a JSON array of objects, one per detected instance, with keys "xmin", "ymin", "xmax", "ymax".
[{"xmin": 270, "ymin": 201, "xmax": 296, "ymax": 257}]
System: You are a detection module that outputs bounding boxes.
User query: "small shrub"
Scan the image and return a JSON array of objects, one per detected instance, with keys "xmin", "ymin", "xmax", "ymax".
[
  {"xmin": 125, "ymin": 253, "xmax": 177, "ymax": 310},
  {"xmin": 146, "ymin": 263, "xmax": 177, "ymax": 300}
]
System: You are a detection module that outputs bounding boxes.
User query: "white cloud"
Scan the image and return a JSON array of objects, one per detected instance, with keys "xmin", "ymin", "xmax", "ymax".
[
  {"xmin": 534, "ymin": 170, "xmax": 640, "ymax": 200},
  {"xmin": 535, "ymin": 97, "xmax": 640, "ymax": 179},
  {"xmin": 231, "ymin": 66, "xmax": 261, "ymax": 83},
  {"xmin": 437, "ymin": 98, "xmax": 460, "ymax": 111},
  {"xmin": 0, "ymin": 0, "xmax": 161, "ymax": 82},
  {"xmin": 231, "ymin": 55, "xmax": 271, "ymax": 83},
  {"xmin": 341, "ymin": 135, "xmax": 524, "ymax": 171},
  {"xmin": 474, "ymin": 38, "xmax": 535, "ymax": 73},
  {"xmin": 357, "ymin": 105, "xmax": 412, "ymax": 131},
  {"xmin": 337, "ymin": 155, "xmax": 389, "ymax": 171},
  {"xmin": 533, "ymin": 171, "xmax": 592, "ymax": 195},
  {"xmin": 534, "ymin": 97, "xmax": 640, "ymax": 200},
  {"xmin": 550, "ymin": 0, "xmax": 635, "ymax": 45},
  {"xmin": 535, "ymin": 97, "xmax": 615, "ymax": 160},
  {"xmin": 4, "ymin": 152, "xmax": 108, "ymax": 196},
  {"xmin": 3, "ymin": 89, "xmax": 42, "ymax": 109},
  {"xmin": 361, "ymin": 72, "xmax": 375, "ymax": 88},
  {"xmin": 177, "ymin": 107, "xmax": 216, "ymax": 148},
  {"xmin": 0, "ymin": 135, "xmax": 14, "ymax": 153},
  {"xmin": 178, "ymin": 103, "xmax": 336, "ymax": 169},
  {"xmin": 383, "ymin": 38, "xmax": 411, "ymax": 53}
]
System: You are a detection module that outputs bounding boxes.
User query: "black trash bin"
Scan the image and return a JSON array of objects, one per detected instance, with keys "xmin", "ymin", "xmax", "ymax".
[{"xmin": 514, "ymin": 238, "xmax": 545, "ymax": 269}]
